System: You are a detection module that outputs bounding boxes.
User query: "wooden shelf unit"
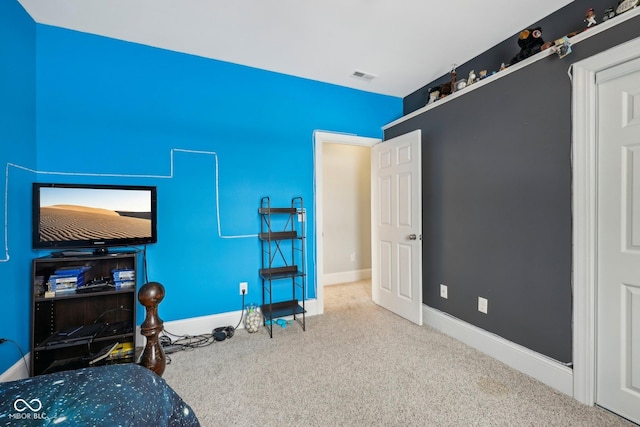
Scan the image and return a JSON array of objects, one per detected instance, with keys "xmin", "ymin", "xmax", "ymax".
[{"xmin": 31, "ymin": 252, "xmax": 138, "ymax": 376}]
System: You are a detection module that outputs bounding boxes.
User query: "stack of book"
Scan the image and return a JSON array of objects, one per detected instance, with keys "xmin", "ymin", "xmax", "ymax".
[
  {"xmin": 50, "ymin": 266, "xmax": 92, "ymax": 294},
  {"xmin": 112, "ymin": 268, "xmax": 135, "ymax": 289},
  {"xmin": 90, "ymin": 342, "xmax": 134, "ymax": 365},
  {"xmin": 109, "ymin": 342, "xmax": 134, "ymax": 360}
]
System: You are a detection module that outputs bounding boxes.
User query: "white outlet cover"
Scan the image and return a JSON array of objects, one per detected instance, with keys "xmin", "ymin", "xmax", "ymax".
[
  {"xmin": 239, "ymin": 282, "xmax": 248, "ymax": 294},
  {"xmin": 478, "ymin": 297, "xmax": 488, "ymax": 314},
  {"xmin": 440, "ymin": 284, "xmax": 448, "ymax": 299}
]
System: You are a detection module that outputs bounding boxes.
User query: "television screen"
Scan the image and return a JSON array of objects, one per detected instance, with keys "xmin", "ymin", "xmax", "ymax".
[{"xmin": 32, "ymin": 183, "xmax": 157, "ymax": 250}]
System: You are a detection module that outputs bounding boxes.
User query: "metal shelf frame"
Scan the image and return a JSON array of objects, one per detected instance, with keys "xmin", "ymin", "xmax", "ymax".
[{"xmin": 259, "ymin": 196, "xmax": 306, "ymax": 337}]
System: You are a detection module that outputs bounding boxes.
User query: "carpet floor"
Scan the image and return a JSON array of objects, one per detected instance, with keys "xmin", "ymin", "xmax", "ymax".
[{"xmin": 162, "ymin": 280, "xmax": 634, "ymax": 427}]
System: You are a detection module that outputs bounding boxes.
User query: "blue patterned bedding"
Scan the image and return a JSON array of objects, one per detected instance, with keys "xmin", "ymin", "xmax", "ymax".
[{"xmin": 0, "ymin": 364, "xmax": 199, "ymax": 426}]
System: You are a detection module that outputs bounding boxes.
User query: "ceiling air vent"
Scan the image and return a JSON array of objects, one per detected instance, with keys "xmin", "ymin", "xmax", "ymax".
[{"xmin": 351, "ymin": 70, "xmax": 376, "ymax": 82}]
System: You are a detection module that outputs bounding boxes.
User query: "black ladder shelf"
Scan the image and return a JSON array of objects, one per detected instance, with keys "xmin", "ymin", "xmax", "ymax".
[{"xmin": 259, "ymin": 196, "xmax": 306, "ymax": 337}]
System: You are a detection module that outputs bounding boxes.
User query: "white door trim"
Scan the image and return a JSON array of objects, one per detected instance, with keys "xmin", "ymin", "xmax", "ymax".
[
  {"xmin": 313, "ymin": 131, "xmax": 381, "ymax": 315},
  {"xmin": 572, "ymin": 35, "xmax": 640, "ymax": 406}
]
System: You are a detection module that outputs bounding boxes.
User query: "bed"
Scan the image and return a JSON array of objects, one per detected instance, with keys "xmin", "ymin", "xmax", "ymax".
[{"xmin": 0, "ymin": 363, "xmax": 199, "ymax": 426}]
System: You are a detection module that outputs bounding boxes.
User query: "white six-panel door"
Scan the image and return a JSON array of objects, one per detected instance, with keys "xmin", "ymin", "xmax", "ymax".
[
  {"xmin": 371, "ymin": 130, "xmax": 422, "ymax": 325},
  {"xmin": 596, "ymin": 57, "xmax": 640, "ymax": 424}
]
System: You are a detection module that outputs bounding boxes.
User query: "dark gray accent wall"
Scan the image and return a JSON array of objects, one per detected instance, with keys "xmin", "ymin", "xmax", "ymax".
[{"xmin": 386, "ymin": 15, "xmax": 640, "ymax": 363}]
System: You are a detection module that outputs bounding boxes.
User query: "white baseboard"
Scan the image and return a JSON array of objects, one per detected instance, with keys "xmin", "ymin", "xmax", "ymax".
[
  {"xmin": 302, "ymin": 299, "xmax": 318, "ymax": 316},
  {"xmin": 160, "ymin": 309, "xmax": 245, "ymax": 337},
  {"xmin": 423, "ymin": 305, "xmax": 573, "ymax": 397},
  {"xmin": 154, "ymin": 300, "xmax": 320, "ymax": 338},
  {"xmin": 323, "ymin": 269, "xmax": 371, "ymax": 286},
  {"xmin": 0, "ymin": 353, "xmax": 30, "ymax": 382}
]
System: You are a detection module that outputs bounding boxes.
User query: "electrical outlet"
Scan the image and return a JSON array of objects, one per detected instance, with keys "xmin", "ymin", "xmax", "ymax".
[
  {"xmin": 239, "ymin": 282, "xmax": 248, "ymax": 295},
  {"xmin": 478, "ymin": 297, "xmax": 488, "ymax": 314},
  {"xmin": 440, "ymin": 284, "xmax": 448, "ymax": 299}
]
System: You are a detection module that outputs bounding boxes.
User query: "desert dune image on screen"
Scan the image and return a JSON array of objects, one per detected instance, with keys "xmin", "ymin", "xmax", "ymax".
[{"xmin": 39, "ymin": 187, "xmax": 152, "ymax": 243}]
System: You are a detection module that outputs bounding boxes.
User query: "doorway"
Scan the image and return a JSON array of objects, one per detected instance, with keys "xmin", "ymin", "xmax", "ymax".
[
  {"xmin": 572, "ymin": 36, "xmax": 640, "ymax": 423},
  {"xmin": 313, "ymin": 131, "xmax": 380, "ymax": 315},
  {"xmin": 322, "ymin": 143, "xmax": 372, "ymax": 286}
]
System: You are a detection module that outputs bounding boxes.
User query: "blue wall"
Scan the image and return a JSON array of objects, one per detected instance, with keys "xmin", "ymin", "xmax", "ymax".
[
  {"xmin": 0, "ymin": 1, "xmax": 37, "ymax": 374},
  {"xmin": 1, "ymin": 13, "xmax": 401, "ymax": 374}
]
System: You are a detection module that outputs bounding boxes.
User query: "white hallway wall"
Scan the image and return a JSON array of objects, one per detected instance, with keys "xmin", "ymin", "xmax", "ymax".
[{"xmin": 322, "ymin": 143, "xmax": 371, "ymax": 285}]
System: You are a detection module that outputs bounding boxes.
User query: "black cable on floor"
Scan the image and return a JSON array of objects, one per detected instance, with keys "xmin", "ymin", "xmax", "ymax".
[
  {"xmin": 161, "ymin": 329, "xmax": 215, "ymax": 352},
  {"xmin": 159, "ymin": 291, "xmax": 247, "ymax": 354}
]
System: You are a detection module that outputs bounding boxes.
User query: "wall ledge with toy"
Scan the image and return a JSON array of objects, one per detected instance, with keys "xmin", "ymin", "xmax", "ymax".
[{"xmin": 385, "ymin": 5, "xmax": 640, "ymax": 130}]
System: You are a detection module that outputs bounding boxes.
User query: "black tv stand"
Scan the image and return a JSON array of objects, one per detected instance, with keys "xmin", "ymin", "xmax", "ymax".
[{"xmin": 31, "ymin": 251, "xmax": 138, "ymax": 376}]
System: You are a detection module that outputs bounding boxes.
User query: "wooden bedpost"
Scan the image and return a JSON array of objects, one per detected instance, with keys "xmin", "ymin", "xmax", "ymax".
[{"xmin": 138, "ymin": 281, "xmax": 166, "ymax": 376}]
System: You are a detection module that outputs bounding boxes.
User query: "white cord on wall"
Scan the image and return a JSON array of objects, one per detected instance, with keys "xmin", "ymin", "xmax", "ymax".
[{"xmin": 1, "ymin": 148, "xmax": 257, "ymax": 263}]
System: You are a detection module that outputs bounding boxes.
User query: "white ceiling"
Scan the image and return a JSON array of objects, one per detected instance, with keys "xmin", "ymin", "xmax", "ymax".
[{"xmin": 17, "ymin": 0, "xmax": 573, "ymax": 98}]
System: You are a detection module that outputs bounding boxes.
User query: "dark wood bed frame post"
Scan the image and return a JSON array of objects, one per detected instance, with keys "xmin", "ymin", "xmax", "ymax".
[{"xmin": 138, "ymin": 281, "xmax": 166, "ymax": 377}]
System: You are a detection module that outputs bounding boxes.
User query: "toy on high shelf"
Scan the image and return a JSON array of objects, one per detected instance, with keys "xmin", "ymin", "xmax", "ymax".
[
  {"xmin": 553, "ymin": 36, "xmax": 573, "ymax": 59},
  {"xmin": 467, "ymin": 70, "xmax": 476, "ymax": 86},
  {"xmin": 433, "ymin": 64, "xmax": 458, "ymax": 99},
  {"xmin": 616, "ymin": 0, "xmax": 639, "ymax": 15},
  {"xmin": 585, "ymin": 8, "xmax": 597, "ymax": 28},
  {"xmin": 541, "ymin": 41, "xmax": 555, "ymax": 51},
  {"xmin": 426, "ymin": 88, "xmax": 440, "ymax": 105},
  {"xmin": 450, "ymin": 65, "xmax": 458, "ymax": 93},
  {"xmin": 509, "ymin": 27, "xmax": 545, "ymax": 65},
  {"xmin": 602, "ymin": 7, "xmax": 616, "ymax": 20}
]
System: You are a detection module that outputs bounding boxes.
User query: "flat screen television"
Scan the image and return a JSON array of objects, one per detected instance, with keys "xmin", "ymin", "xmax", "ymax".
[{"xmin": 32, "ymin": 183, "xmax": 157, "ymax": 252}]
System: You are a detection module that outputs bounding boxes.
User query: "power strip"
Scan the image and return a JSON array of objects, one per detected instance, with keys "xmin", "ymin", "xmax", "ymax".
[{"xmin": 162, "ymin": 344, "xmax": 182, "ymax": 354}]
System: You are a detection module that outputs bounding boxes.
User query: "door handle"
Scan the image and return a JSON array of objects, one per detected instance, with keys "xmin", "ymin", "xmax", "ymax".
[{"xmin": 408, "ymin": 234, "xmax": 417, "ymax": 240}]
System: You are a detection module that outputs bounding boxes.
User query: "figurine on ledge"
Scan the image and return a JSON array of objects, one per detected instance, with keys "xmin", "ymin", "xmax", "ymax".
[
  {"xmin": 585, "ymin": 8, "xmax": 597, "ymax": 28},
  {"xmin": 509, "ymin": 27, "xmax": 545, "ymax": 65}
]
